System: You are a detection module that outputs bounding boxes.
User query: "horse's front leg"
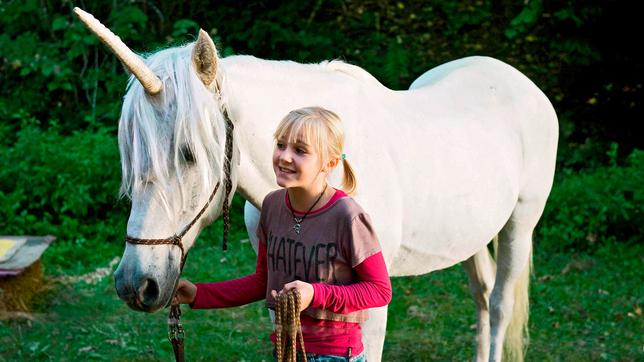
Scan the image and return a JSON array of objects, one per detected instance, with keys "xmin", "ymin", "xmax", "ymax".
[
  {"xmin": 244, "ymin": 201, "xmax": 262, "ymax": 254},
  {"xmin": 462, "ymin": 244, "xmax": 497, "ymax": 362},
  {"xmin": 361, "ymin": 305, "xmax": 388, "ymax": 362},
  {"xmin": 245, "ymin": 201, "xmax": 273, "ymax": 327}
]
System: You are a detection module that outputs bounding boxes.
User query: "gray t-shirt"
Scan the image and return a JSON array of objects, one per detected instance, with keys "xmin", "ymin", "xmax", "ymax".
[{"xmin": 258, "ymin": 189, "xmax": 381, "ymax": 323}]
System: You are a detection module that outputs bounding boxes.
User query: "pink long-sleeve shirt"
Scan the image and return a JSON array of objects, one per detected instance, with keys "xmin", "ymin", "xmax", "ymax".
[{"xmin": 191, "ymin": 189, "xmax": 392, "ymax": 356}]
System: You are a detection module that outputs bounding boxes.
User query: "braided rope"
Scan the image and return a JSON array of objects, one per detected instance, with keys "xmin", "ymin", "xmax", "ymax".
[
  {"xmin": 221, "ymin": 109, "xmax": 234, "ymax": 251},
  {"xmin": 275, "ymin": 289, "xmax": 306, "ymax": 362}
]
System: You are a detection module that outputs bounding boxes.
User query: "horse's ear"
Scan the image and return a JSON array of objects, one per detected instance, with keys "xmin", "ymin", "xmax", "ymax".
[{"xmin": 192, "ymin": 29, "xmax": 219, "ymax": 88}]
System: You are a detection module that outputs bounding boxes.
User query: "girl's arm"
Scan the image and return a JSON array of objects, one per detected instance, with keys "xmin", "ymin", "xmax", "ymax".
[
  {"xmin": 309, "ymin": 251, "xmax": 392, "ymax": 314},
  {"xmin": 190, "ymin": 240, "xmax": 268, "ymax": 309}
]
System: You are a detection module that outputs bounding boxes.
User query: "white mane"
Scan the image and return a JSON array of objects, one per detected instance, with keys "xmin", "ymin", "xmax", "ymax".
[{"xmin": 118, "ymin": 43, "xmax": 228, "ymax": 216}]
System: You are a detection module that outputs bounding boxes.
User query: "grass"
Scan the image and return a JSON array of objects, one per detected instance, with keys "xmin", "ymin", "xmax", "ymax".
[{"xmin": 1, "ymin": 220, "xmax": 642, "ymax": 361}]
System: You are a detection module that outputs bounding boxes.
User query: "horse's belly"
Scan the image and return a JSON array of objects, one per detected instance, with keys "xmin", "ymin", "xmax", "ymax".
[
  {"xmin": 388, "ymin": 245, "xmax": 468, "ymax": 276},
  {"xmin": 388, "ymin": 204, "xmax": 511, "ymax": 277},
  {"xmin": 387, "ymin": 143, "xmax": 519, "ymax": 276},
  {"xmin": 388, "ymin": 193, "xmax": 515, "ymax": 277}
]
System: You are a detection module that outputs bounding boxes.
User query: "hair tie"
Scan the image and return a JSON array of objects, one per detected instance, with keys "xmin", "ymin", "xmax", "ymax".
[{"xmin": 341, "ymin": 153, "xmax": 346, "ymax": 160}]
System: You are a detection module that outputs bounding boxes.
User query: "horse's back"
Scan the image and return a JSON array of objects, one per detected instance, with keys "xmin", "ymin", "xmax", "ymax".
[
  {"xmin": 410, "ymin": 56, "xmax": 537, "ymax": 94},
  {"xmin": 408, "ymin": 56, "xmax": 556, "ymax": 124}
]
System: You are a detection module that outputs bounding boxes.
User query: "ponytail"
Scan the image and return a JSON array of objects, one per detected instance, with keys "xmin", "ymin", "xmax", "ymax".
[{"xmin": 341, "ymin": 158, "xmax": 357, "ymax": 196}]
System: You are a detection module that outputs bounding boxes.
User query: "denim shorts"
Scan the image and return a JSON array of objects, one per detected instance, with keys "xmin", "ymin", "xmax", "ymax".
[
  {"xmin": 272, "ymin": 349, "xmax": 366, "ymax": 362},
  {"xmin": 303, "ymin": 353, "xmax": 365, "ymax": 362}
]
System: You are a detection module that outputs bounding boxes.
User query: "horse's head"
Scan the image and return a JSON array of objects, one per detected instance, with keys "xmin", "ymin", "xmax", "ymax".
[{"xmin": 75, "ymin": 8, "xmax": 234, "ymax": 312}]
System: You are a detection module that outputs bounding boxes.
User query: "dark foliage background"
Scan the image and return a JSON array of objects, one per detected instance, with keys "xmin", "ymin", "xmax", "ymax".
[{"xmin": 1, "ymin": 0, "xmax": 642, "ymax": 268}]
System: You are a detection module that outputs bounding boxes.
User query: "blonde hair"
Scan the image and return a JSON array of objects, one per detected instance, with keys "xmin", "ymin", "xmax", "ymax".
[{"xmin": 273, "ymin": 106, "xmax": 357, "ymax": 195}]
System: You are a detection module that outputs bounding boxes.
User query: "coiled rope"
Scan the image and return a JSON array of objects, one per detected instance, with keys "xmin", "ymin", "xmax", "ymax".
[{"xmin": 275, "ymin": 289, "xmax": 306, "ymax": 362}]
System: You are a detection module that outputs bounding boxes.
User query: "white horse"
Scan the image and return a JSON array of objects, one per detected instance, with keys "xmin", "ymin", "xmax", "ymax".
[{"xmin": 74, "ymin": 8, "xmax": 557, "ymax": 362}]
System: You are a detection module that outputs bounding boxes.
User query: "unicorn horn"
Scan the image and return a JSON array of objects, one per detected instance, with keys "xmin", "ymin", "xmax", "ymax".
[{"xmin": 73, "ymin": 7, "xmax": 162, "ymax": 95}]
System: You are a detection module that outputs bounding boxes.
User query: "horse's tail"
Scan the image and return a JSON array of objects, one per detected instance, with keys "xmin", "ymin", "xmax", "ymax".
[{"xmin": 503, "ymin": 242, "xmax": 532, "ymax": 362}]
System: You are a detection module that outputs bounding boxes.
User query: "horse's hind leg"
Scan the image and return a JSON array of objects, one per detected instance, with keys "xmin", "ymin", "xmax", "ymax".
[
  {"xmin": 489, "ymin": 198, "xmax": 544, "ymax": 362},
  {"xmin": 462, "ymin": 244, "xmax": 496, "ymax": 362}
]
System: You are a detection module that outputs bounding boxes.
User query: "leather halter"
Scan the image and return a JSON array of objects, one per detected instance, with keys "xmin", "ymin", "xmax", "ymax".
[
  {"xmin": 124, "ymin": 108, "xmax": 235, "ymax": 262},
  {"xmin": 124, "ymin": 181, "xmax": 221, "ymax": 269}
]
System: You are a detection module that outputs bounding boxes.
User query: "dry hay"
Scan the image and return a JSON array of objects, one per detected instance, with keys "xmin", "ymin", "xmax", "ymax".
[{"xmin": 0, "ymin": 261, "xmax": 44, "ymax": 313}]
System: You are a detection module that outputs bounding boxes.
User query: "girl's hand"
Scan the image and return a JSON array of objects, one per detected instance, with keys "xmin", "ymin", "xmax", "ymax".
[
  {"xmin": 172, "ymin": 279, "xmax": 197, "ymax": 305},
  {"xmin": 271, "ymin": 280, "xmax": 314, "ymax": 312}
]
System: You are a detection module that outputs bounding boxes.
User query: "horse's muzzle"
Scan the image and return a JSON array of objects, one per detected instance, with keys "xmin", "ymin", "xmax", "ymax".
[{"xmin": 114, "ymin": 265, "xmax": 173, "ymax": 312}]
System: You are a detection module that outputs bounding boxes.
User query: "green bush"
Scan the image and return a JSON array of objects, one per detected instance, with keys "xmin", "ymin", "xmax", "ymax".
[
  {"xmin": 537, "ymin": 146, "xmax": 644, "ymax": 252},
  {"xmin": 0, "ymin": 121, "xmax": 127, "ymax": 273}
]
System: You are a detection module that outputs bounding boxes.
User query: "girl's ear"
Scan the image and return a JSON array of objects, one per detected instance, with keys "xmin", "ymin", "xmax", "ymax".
[{"xmin": 324, "ymin": 157, "xmax": 340, "ymax": 172}]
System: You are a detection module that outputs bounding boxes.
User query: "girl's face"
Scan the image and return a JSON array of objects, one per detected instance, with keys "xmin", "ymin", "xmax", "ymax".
[{"xmin": 273, "ymin": 134, "xmax": 325, "ymax": 190}]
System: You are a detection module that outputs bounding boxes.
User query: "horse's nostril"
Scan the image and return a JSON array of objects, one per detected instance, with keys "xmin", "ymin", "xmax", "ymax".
[{"xmin": 139, "ymin": 277, "xmax": 160, "ymax": 306}]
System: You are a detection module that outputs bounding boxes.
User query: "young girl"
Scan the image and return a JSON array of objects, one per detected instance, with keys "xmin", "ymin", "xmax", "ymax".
[{"xmin": 174, "ymin": 106, "xmax": 392, "ymax": 361}]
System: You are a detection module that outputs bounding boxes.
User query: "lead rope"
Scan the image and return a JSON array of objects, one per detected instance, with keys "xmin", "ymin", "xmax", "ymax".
[
  {"xmin": 167, "ymin": 229, "xmax": 190, "ymax": 362},
  {"xmin": 168, "ymin": 295, "xmax": 185, "ymax": 362},
  {"xmin": 275, "ymin": 289, "xmax": 306, "ymax": 362},
  {"xmin": 221, "ymin": 109, "xmax": 234, "ymax": 251},
  {"xmin": 166, "ymin": 112, "xmax": 234, "ymax": 361}
]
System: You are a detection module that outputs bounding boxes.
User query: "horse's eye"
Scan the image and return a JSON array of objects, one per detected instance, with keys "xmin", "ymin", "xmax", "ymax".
[{"xmin": 180, "ymin": 147, "xmax": 195, "ymax": 164}]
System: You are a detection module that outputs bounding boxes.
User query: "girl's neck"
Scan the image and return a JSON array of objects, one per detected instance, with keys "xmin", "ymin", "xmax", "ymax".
[{"xmin": 287, "ymin": 182, "xmax": 334, "ymax": 213}]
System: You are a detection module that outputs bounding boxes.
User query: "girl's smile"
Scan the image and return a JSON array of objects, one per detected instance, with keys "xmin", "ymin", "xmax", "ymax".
[
  {"xmin": 273, "ymin": 138, "xmax": 323, "ymax": 188},
  {"xmin": 277, "ymin": 166, "xmax": 296, "ymax": 174}
]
